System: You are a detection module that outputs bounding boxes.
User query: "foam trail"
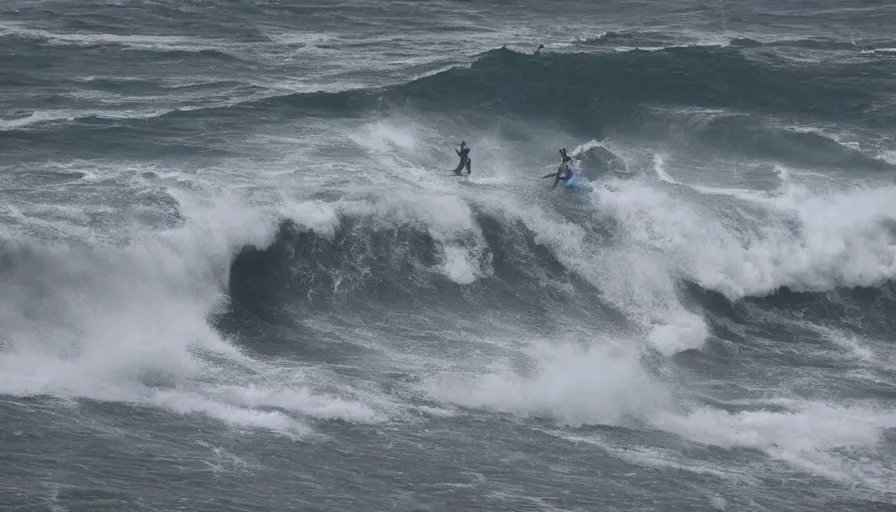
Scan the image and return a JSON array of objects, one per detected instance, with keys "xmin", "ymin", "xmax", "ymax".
[
  {"xmin": 651, "ymin": 402, "xmax": 896, "ymax": 486},
  {"xmin": 0, "ymin": 21, "xmax": 222, "ymax": 52},
  {"xmin": 0, "ymin": 109, "xmax": 171, "ymax": 130},
  {"xmin": 652, "ymin": 153, "xmax": 679, "ymax": 184}
]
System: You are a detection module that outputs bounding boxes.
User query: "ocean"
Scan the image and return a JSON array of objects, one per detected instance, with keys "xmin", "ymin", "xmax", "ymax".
[{"xmin": 2, "ymin": 1, "xmax": 896, "ymax": 510}]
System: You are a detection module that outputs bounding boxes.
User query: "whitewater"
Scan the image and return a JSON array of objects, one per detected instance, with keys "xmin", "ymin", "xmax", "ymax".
[{"xmin": 2, "ymin": 0, "xmax": 896, "ymax": 510}]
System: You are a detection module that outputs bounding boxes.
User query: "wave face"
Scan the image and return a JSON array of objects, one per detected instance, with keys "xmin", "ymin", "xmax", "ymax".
[{"xmin": 2, "ymin": 1, "xmax": 896, "ymax": 511}]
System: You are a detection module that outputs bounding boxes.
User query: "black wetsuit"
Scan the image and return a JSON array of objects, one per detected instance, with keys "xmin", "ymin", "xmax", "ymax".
[{"xmin": 454, "ymin": 146, "xmax": 471, "ymax": 175}]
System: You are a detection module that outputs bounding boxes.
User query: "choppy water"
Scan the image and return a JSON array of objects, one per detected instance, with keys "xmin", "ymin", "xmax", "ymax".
[{"xmin": 2, "ymin": 1, "xmax": 896, "ymax": 511}]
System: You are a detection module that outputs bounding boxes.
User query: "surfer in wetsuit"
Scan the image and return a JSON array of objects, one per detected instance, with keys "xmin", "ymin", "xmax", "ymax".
[
  {"xmin": 454, "ymin": 140, "xmax": 471, "ymax": 175},
  {"xmin": 542, "ymin": 148, "xmax": 573, "ymax": 188},
  {"xmin": 559, "ymin": 147, "xmax": 572, "ymax": 167}
]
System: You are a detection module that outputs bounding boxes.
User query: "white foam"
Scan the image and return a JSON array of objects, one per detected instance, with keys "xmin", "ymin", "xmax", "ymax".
[
  {"xmin": 652, "ymin": 153, "xmax": 679, "ymax": 184},
  {"xmin": 280, "ymin": 200, "xmax": 341, "ymax": 238},
  {"xmin": 429, "ymin": 336, "xmax": 896, "ymax": 489},
  {"xmin": 709, "ymin": 496, "xmax": 728, "ymax": 510},
  {"xmin": 0, "ymin": 109, "xmax": 172, "ymax": 130},
  {"xmin": 148, "ymin": 389, "xmax": 310, "ymax": 439},
  {"xmin": 341, "ymin": 120, "xmax": 500, "ymax": 284},
  {"xmin": 596, "ymin": 177, "xmax": 896, "ymax": 300},
  {"xmin": 446, "ymin": 180, "xmax": 711, "ymax": 355},
  {"xmin": 570, "ymin": 138, "xmax": 603, "ymax": 157},
  {"xmin": 199, "ymin": 443, "xmax": 255, "ymax": 476},
  {"xmin": 647, "ymin": 311, "xmax": 709, "ymax": 355},
  {"xmin": 425, "ymin": 339, "xmax": 674, "ymax": 427},
  {"xmin": 561, "ymin": 434, "xmax": 757, "ymax": 484},
  {"xmin": 877, "ymin": 149, "xmax": 896, "ymax": 165},
  {"xmin": 0, "ymin": 21, "xmax": 223, "ymax": 53},
  {"xmin": 861, "ymin": 47, "xmax": 896, "ymax": 54},
  {"xmin": 204, "ymin": 384, "xmax": 382, "ymax": 423},
  {"xmin": 816, "ymin": 327, "xmax": 876, "ymax": 362},
  {"xmin": 350, "ymin": 120, "xmax": 419, "ymax": 153},
  {"xmin": 651, "ymin": 402, "xmax": 896, "ymax": 485},
  {"xmin": 0, "ymin": 189, "xmax": 389, "ymax": 436},
  {"xmin": 348, "ymin": 193, "xmax": 491, "ymax": 284},
  {"xmin": 441, "ymin": 244, "xmax": 481, "ymax": 284}
]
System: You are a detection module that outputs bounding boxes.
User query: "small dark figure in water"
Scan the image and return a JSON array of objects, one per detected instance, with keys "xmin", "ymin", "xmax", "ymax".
[
  {"xmin": 534, "ymin": 43, "xmax": 545, "ymax": 55},
  {"xmin": 454, "ymin": 140, "xmax": 471, "ymax": 175}
]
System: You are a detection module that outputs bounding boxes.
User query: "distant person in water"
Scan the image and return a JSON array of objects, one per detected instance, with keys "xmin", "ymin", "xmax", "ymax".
[
  {"xmin": 534, "ymin": 43, "xmax": 544, "ymax": 55},
  {"xmin": 542, "ymin": 148, "xmax": 573, "ymax": 188},
  {"xmin": 454, "ymin": 140, "xmax": 471, "ymax": 175}
]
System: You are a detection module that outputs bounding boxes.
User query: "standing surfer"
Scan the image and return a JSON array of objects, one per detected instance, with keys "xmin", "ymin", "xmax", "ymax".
[
  {"xmin": 454, "ymin": 140, "xmax": 471, "ymax": 176},
  {"xmin": 542, "ymin": 148, "xmax": 573, "ymax": 188}
]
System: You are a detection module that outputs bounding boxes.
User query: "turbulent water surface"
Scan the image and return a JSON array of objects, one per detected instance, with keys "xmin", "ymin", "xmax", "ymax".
[{"xmin": 2, "ymin": 1, "xmax": 896, "ymax": 510}]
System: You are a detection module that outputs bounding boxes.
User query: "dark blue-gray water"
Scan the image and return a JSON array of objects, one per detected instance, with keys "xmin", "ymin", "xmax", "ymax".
[{"xmin": 2, "ymin": 1, "xmax": 896, "ymax": 510}]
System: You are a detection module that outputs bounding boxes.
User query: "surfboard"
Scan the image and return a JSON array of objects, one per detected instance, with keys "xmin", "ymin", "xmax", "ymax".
[{"xmin": 560, "ymin": 171, "xmax": 588, "ymax": 189}]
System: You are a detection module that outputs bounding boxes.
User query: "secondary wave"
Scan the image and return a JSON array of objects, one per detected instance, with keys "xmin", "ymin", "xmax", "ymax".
[{"xmin": 6, "ymin": 44, "xmax": 895, "ymax": 145}]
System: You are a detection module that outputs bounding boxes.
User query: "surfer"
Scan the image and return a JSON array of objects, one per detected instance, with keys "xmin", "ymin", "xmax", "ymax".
[
  {"xmin": 454, "ymin": 140, "xmax": 471, "ymax": 175},
  {"xmin": 534, "ymin": 43, "xmax": 544, "ymax": 55},
  {"xmin": 559, "ymin": 147, "xmax": 572, "ymax": 166},
  {"xmin": 542, "ymin": 148, "xmax": 573, "ymax": 188}
]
